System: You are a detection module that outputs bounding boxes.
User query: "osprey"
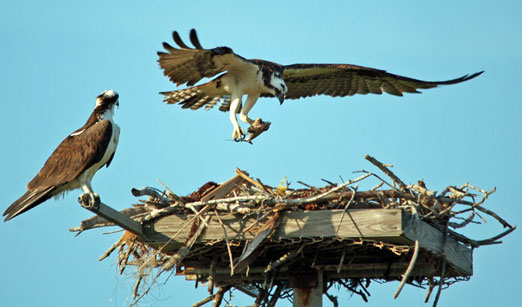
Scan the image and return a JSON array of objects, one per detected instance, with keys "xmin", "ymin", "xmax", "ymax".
[
  {"xmin": 158, "ymin": 29, "xmax": 483, "ymax": 142},
  {"xmin": 3, "ymin": 90, "xmax": 120, "ymax": 221}
]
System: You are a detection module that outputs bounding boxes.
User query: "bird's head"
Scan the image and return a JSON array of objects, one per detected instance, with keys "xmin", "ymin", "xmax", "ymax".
[
  {"xmin": 270, "ymin": 70, "xmax": 287, "ymax": 105},
  {"xmin": 256, "ymin": 60, "xmax": 287, "ymax": 105},
  {"xmin": 95, "ymin": 90, "xmax": 119, "ymax": 121},
  {"xmin": 96, "ymin": 89, "xmax": 119, "ymax": 109}
]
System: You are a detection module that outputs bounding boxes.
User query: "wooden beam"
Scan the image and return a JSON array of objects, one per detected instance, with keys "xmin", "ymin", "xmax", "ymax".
[
  {"xmin": 292, "ymin": 270, "xmax": 323, "ymax": 307},
  {"xmin": 147, "ymin": 209, "xmax": 406, "ymax": 248},
  {"xmin": 277, "ymin": 209, "xmax": 404, "ymax": 240},
  {"xmin": 402, "ymin": 215, "xmax": 473, "ymax": 276},
  {"xmin": 184, "ymin": 262, "xmax": 442, "ymax": 283},
  {"xmin": 80, "ymin": 201, "xmax": 145, "ymax": 238},
  {"xmin": 145, "ymin": 208, "xmax": 472, "ymax": 277}
]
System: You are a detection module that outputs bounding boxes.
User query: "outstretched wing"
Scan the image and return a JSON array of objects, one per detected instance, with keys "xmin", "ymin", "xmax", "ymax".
[
  {"xmin": 160, "ymin": 79, "xmax": 231, "ymax": 112},
  {"xmin": 282, "ymin": 64, "xmax": 483, "ymax": 99},
  {"xmin": 157, "ymin": 29, "xmax": 257, "ymax": 86}
]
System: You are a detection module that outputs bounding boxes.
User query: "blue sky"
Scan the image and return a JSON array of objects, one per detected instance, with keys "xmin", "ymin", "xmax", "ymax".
[{"xmin": 1, "ymin": 1, "xmax": 520, "ymax": 306}]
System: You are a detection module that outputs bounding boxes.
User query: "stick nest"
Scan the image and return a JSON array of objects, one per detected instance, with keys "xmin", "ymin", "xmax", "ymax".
[{"xmin": 71, "ymin": 155, "xmax": 515, "ymax": 307}]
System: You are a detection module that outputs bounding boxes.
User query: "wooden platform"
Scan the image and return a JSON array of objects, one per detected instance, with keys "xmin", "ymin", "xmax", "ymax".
[{"xmin": 141, "ymin": 208, "xmax": 472, "ymax": 283}]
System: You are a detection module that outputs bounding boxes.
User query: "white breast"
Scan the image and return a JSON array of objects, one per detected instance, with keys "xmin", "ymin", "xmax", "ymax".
[{"xmin": 75, "ymin": 107, "xmax": 120, "ymax": 189}]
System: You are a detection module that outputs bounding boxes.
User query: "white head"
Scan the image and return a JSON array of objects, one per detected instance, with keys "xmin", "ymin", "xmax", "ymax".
[
  {"xmin": 96, "ymin": 90, "xmax": 119, "ymax": 107},
  {"xmin": 256, "ymin": 60, "xmax": 287, "ymax": 104},
  {"xmin": 270, "ymin": 70, "xmax": 287, "ymax": 104},
  {"xmin": 95, "ymin": 90, "xmax": 119, "ymax": 120}
]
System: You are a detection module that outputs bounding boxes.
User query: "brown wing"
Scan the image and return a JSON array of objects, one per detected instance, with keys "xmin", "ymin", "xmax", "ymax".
[
  {"xmin": 282, "ymin": 64, "xmax": 483, "ymax": 99},
  {"xmin": 160, "ymin": 78, "xmax": 231, "ymax": 112},
  {"xmin": 157, "ymin": 29, "xmax": 257, "ymax": 86},
  {"xmin": 27, "ymin": 120, "xmax": 113, "ymax": 189}
]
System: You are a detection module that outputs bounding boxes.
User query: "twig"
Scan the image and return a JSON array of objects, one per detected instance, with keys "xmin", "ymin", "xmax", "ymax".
[
  {"xmin": 336, "ymin": 186, "xmax": 357, "ymax": 234},
  {"xmin": 157, "ymin": 179, "xmax": 184, "ymax": 203},
  {"xmin": 337, "ymin": 248, "xmax": 346, "ymax": 274},
  {"xmin": 99, "ymin": 234, "xmax": 126, "ymax": 261},
  {"xmin": 474, "ymin": 205, "xmax": 512, "ymax": 228},
  {"xmin": 355, "ymin": 169, "xmax": 395, "ymax": 189},
  {"xmin": 130, "ymin": 275, "xmax": 157, "ymax": 307},
  {"xmin": 208, "ymin": 257, "xmax": 216, "ymax": 295},
  {"xmin": 235, "ymin": 168, "xmax": 273, "ymax": 194},
  {"xmin": 214, "ymin": 210, "xmax": 235, "ymax": 276},
  {"xmin": 297, "ymin": 181, "xmax": 314, "ymax": 189},
  {"xmin": 132, "ymin": 275, "xmax": 143, "ymax": 299},
  {"xmin": 264, "ymin": 243, "xmax": 306, "ymax": 273},
  {"xmin": 371, "ymin": 182, "xmax": 385, "ymax": 191},
  {"xmin": 267, "ymin": 283, "xmax": 283, "ymax": 307},
  {"xmin": 475, "ymin": 225, "xmax": 517, "ymax": 246},
  {"xmin": 325, "ymin": 292, "xmax": 339, "ymax": 307},
  {"xmin": 365, "ymin": 155, "xmax": 407, "ymax": 190},
  {"xmin": 162, "ymin": 215, "xmax": 211, "ymax": 271},
  {"xmin": 394, "ymin": 204, "xmax": 420, "ymax": 299},
  {"xmin": 433, "ymin": 219, "xmax": 449, "ymax": 307},
  {"xmin": 446, "ymin": 228, "xmax": 480, "ymax": 248},
  {"xmin": 424, "ymin": 277, "xmax": 435, "ymax": 303},
  {"xmin": 253, "ymin": 287, "xmax": 266, "ymax": 307},
  {"xmin": 286, "ymin": 172, "xmax": 372, "ymax": 206},
  {"xmin": 212, "ymin": 286, "xmax": 231, "ymax": 307},
  {"xmin": 321, "ymin": 178, "xmax": 337, "ymax": 186},
  {"xmin": 234, "ymin": 285, "xmax": 259, "ymax": 298},
  {"xmin": 449, "ymin": 212, "xmax": 475, "ymax": 229},
  {"xmin": 191, "ymin": 295, "xmax": 214, "ymax": 307},
  {"xmin": 187, "ymin": 204, "xmax": 210, "ymax": 227}
]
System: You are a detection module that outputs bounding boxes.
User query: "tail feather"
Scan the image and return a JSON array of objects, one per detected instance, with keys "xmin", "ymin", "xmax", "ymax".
[{"xmin": 3, "ymin": 187, "xmax": 54, "ymax": 221}]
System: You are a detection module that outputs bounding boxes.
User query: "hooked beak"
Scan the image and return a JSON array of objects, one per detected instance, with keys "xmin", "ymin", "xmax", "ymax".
[{"xmin": 276, "ymin": 92, "xmax": 285, "ymax": 105}]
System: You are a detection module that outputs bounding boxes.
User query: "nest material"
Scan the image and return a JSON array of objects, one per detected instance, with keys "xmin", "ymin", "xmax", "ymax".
[{"xmin": 71, "ymin": 155, "xmax": 515, "ymax": 307}]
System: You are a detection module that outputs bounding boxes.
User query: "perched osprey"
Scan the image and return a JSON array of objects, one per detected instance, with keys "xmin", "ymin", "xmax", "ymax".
[
  {"xmin": 3, "ymin": 90, "xmax": 120, "ymax": 221},
  {"xmin": 158, "ymin": 29, "xmax": 483, "ymax": 142}
]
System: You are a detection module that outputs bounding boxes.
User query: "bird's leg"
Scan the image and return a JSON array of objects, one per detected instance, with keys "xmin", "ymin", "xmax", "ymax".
[
  {"xmin": 239, "ymin": 94, "xmax": 271, "ymax": 143},
  {"xmin": 229, "ymin": 95, "xmax": 245, "ymax": 141},
  {"xmin": 78, "ymin": 184, "xmax": 100, "ymax": 209},
  {"xmin": 239, "ymin": 94, "xmax": 260, "ymax": 126}
]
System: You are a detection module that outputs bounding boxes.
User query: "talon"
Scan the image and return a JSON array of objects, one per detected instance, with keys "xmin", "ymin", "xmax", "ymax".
[
  {"xmin": 78, "ymin": 192, "xmax": 100, "ymax": 209},
  {"xmin": 232, "ymin": 127, "xmax": 246, "ymax": 142}
]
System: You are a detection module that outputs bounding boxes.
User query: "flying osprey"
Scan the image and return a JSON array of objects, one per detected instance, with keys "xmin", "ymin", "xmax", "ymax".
[
  {"xmin": 3, "ymin": 90, "xmax": 120, "ymax": 221},
  {"xmin": 158, "ymin": 29, "xmax": 483, "ymax": 142}
]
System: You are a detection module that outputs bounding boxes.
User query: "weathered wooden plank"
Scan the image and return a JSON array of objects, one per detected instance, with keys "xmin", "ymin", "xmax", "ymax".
[
  {"xmin": 201, "ymin": 175, "xmax": 244, "ymax": 201},
  {"xmin": 147, "ymin": 209, "xmax": 405, "ymax": 247},
  {"xmin": 402, "ymin": 215, "xmax": 473, "ymax": 276},
  {"xmin": 145, "ymin": 208, "xmax": 472, "ymax": 277},
  {"xmin": 277, "ymin": 209, "xmax": 403, "ymax": 239}
]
